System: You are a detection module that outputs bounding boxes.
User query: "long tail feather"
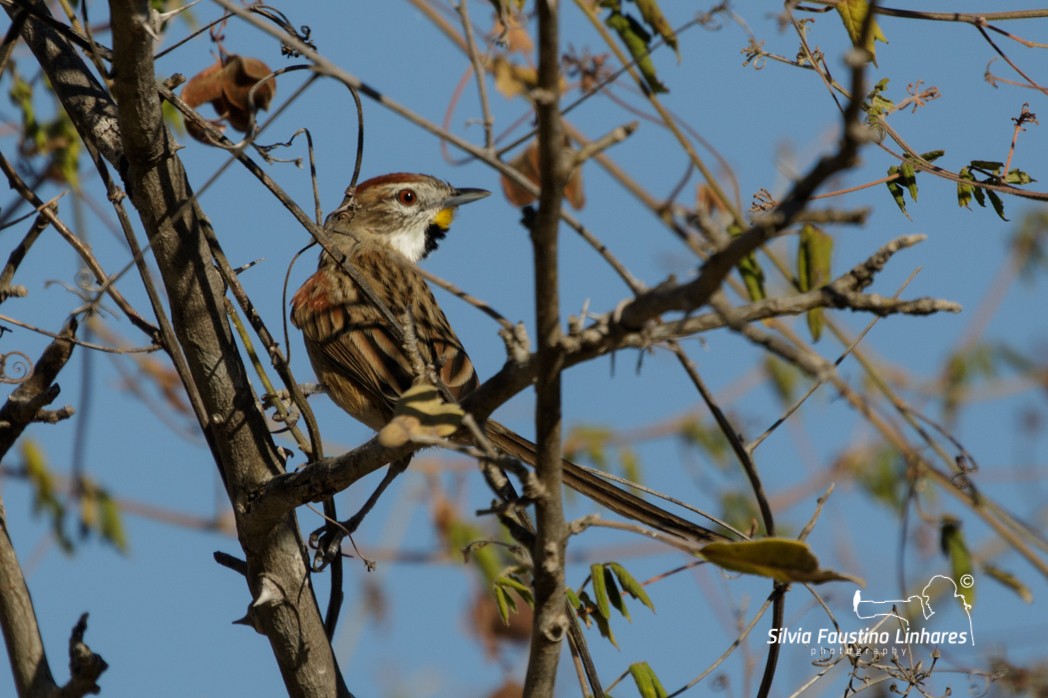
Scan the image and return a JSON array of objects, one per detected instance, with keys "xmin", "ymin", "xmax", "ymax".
[{"xmin": 485, "ymin": 421, "xmax": 727, "ymax": 544}]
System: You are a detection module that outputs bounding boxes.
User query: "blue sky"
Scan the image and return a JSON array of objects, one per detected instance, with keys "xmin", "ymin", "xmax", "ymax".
[{"xmin": 3, "ymin": 2, "xmax": 1047, "ymax": 696}]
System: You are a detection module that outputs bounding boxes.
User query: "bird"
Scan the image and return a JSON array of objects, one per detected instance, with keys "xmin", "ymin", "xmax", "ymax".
[{"xmin": 290, "ymin": 172, "xmax": 725, "ymax": 552}]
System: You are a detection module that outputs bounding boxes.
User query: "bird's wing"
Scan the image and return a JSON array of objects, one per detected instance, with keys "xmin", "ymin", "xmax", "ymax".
[{"xmin": 291, "ymin": 248, "xmax": 479, "ymax": 426}]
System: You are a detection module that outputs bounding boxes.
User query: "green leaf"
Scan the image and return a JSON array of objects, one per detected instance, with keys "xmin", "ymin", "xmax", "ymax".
[
  {"xmin": 940, "ymin": 517, "xmax": 974, "ymax": 608},
  {"xmin": 619, "ymin": 447, "xmax": 641, "ymax": 486},
  {"xmin": 731, "ymin": 224, "xmax": 766, "ymax": 301},
  {"xmin": 957, "ymin": 167, "xmax": 975, "ymax": 209},
  {"xmin": 591, "ymin": 563, "xmax": 611, "ymax": 619},
  {"xmin": 604, "ymin": 565, "xmax": 629, "ymax": 621},
  {"xmin": 608, "ymin": 562, "xmax": 655, "ymax": 612},
  {"xmin": 885, "ymin": 170, "xmax": 909, "ymax": 217},
  {"xmin": 765, "ymin": 355, "xmax": 798, "ymax": 405},
  {"xmin": 864, "ymin": 78, "xmax": 894, "ymax": 117},
  {"xmin": 920, "ymin": 150, "xmax": 945, "ymax": 163},
  {"xmin": 987, "ymin": 188, "xmax": 1008, "ymax": 221},
  {"xmin": 1004, "ymin": 169, "xmax": 1034, "ymax": 185},
  {"xmin": 629, "ymin": 662, "xmax": 668, "ymax": 698},
  {"xmin": 970, "ymin": 160, "xmax": 1004, "ymax": 173},
  {"xmin": 798, "ymin": 224, "xmax": 834, "ymax": 342},
  {"xmin": 901, "ymin": 161, "xmax": 918, "ymax": 201},
  {"xmin": 972, "ymin": 181, "xmax": 986, "ymax": 207},
  {"xmin": 981, "ymin": 563, "xmax": 1032, "ymax": 604},
  {"xmin": 565, "ymin": 586, "xmax": 582, "ymax": 610},
  {"xmin": 633, "ymin": 0, "xmax": 678, "ymax": 57},
  {"xmin": 835, "ymin": 0, "xmax": 889, "ymax": 65},
  {"xmin": 98, "ymin": 491, "xmax": 128, "ymax": 553},
  {"xmin": 701, "ymin": 538, "xmax": 863, "ymax": 585},
  {"xmin": 737, "ymin": 251, "xmax": 766, "ymax": 302},
  {"xmin": 496, "ymin": 574, "xmax": 535, "ymax": 607},
  {"xmin": 493, "ymin": 584, "xmax": 511, "ymax": 624},
  {"xmin": 604, "ymin": 10, "xmax": 668, "ymax": 94}
]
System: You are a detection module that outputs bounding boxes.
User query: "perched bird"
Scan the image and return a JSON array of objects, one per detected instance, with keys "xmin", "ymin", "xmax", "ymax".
[{"xmin": 291, "ymin": 172, "xmax": 723, "ymax": 546}]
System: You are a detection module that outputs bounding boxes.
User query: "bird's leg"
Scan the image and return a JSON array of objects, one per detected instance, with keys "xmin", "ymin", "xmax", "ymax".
[{"xmin": 310, "ymin": 455, "xmax": 413, "ymax": 571}]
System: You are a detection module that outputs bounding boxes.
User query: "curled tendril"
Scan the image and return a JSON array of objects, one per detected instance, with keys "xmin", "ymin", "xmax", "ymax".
[
  {"xmin": 250, "ymin": 5, "xmax": 315, "ymax": 57},
  {"xmin": 0, "ymin": 350, "xmax": 33, "ymax": 384}
]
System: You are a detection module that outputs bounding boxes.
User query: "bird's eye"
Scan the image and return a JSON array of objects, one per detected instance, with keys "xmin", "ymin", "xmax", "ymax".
[{"xmin": 396, "ymin": 189, "xmax": 417, "ymax": 206}]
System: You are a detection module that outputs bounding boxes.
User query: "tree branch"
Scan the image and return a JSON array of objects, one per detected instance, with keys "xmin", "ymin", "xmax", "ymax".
[{"xmin": 523, "ymin": 4, "xmax": 569, "ymax": 697}]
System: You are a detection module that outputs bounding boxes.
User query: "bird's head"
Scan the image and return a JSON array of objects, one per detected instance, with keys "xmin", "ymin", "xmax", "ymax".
[{"xmin": 324, "ymin": 173, "xmax": 490, "ymax": 262}]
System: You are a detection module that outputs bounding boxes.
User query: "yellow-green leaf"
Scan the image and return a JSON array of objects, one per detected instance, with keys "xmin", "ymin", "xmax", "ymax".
[
  {"xmin": 604, "ymin": 11, "xmax": 668, "ymax": 95},
  {"xmin": 765, "ymin": 355, "xmax": 798, "ymax": 405},
  {"xmin": 23, "ymin": 439, "xmax": 56, "ymax": 512},
  {"xmin": 957, "ymin": 167, "xmax": 975, "ymax": 209},
  {"xmin": 493, "ymin": 584, "xmax": 511, "ymax": 624},
  {"xmin": 496, "ymin": 574, "xmax": 534, "ymax": 607},
  {"xmin": 901, "ymin": 161, "xmax": 918, "ymax": 201},
  {"xmin": 835, "ymin": 0, "xmax": 889, "ymax": 64},
  {"xmin": 99, "ymin": 491, "xmax": 128, "ymax": 553},
  {"xmin": 701, "ymin": 538, "xmax": 863, "ymax": 585},
  {"xmin": 981, "ymin": 563, "xmax": 1032, "ymax": 604},
  {"xmin": 798, "ymin": 224, "xmax": 834, "ymax": 342},
  {"xmin": 619, "ymin": 447, "xmax": 641, "ymax": 486},
  {"xmin": 565, "ymin": 586, "xmax": 582, "ymax": 610},
  {"xmin": 629, "ymin": 662, "xmax": 668, "ymax": 698},
  {"xmin": 604, "ymin": 565, "xmax": 629, "ymax": 621},
  {"xmin": 634, "ymin": 0, "xmax": 678, "ymax": 58},
  {"xmin": 591, "ymin": 563, "xmax": 611, "ymax": 620},
  {"xmin": 608, "ymin": 562, "xmax": 655, "ymax": 612},
  {"xmin": 737, "ymin": 250, "xmax": 766, "ymax": 302},
  {"xmin": 940, "ymin": 517, "xmax": 974, "ymax": 608}
]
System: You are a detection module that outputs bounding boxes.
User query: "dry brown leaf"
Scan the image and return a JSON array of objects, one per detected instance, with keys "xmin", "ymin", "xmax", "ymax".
[
  {"xmin": 181, "ymin": 55, "xmax": 275, "ymax": 143},
  {"xmin": 499, "ymin": 138, "xmax": 585, "ymax": 210}
]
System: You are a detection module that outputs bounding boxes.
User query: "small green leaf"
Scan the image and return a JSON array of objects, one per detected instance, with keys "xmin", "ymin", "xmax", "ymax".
[
  {"xmin": 629, "ymin": 662, "xmax": 668, "ymax": 698},
  {"xmin": 835, "ymin": 0, "xmax": 889, "ymax": 64},
  {"xmin": 604, "ymin": 565, "xmax": 629, "ymax": 621},
  {"xmin": 604, "ymin": 10, "xmax": 668, "ymax": 94},
  {"xmin": 865, "ymin": 77, "xmax": 895, "ymax": 117},
  {"xmin": 701, "ymin": 538, "xmax": 863, "ymax": 585},
  {"xmin": 619, "ymin": 448, "xmax": 641, "ymax": 486},
  {"xmin": 1004, "ymin": 169, "xmax": 1034, "ymax": 185},
  {"xmin": 798, "ymin": 224, "xmax": 834, "ymax": 342},
  {"xmin": 765, "ymin": 355, "xmax": 798, "ymax": 405},
  {"xmin": 957, "ymin": 167, "xmax": 974, "ymax": 209},
  {"xmin": 496, "ymin": 574, "xmax": 535, "ymax": 606},
  {"xmin": 565, "ymin": 586, "xmax": 582, "ymax": 610},
  {"xmin": 920, "ymin": 150, "xmax": 945, "ymax": 163},
  {"xmin": 608, "ymin": 562, "xmax": 655, "ymax": 612},
  {"xmin": 98, "ymin": 490, "xmax": 128, "ymax": 553},
  {"xmin": 901, "ymin": 161, "xmax": 918, "ymax": 201},
  {"xmin": 940, "ymin": 517, "xmax": 974, "ymax": 608},
  {"xmin": 493, "ymin": 584, "xmax": 511, "ymax": 624},
  {"xmin": 633, "ymin": 0, "xmax": 678, "ymax": 57},
  {"xmin": 592, "ymin": 605, "xmax": 618, "ymax": 647},
  {"xmin": 987, "ymin": 189, "xmax": 1008, "ymax": 221},
  {"xmin": 972, "ymin": 182, "xmax": 986, "ymax": 208},
  {"xmin": 981, "ymin": 563, "xmax": 1032, "ymax": 604},
  {"xmin": 970, "ymin": 160, "xmax": 1004, "ymax": 173},
  {"xmin": 591, "ymin": 563, "xmax": 611, "ymax": 620},
  {"xmin": 886, "ymin": 169, "xmax": 909, "ymax": 217},
  {"xmin": 738, "ymin": 251, "xmax": 766, "ymax": 302}
]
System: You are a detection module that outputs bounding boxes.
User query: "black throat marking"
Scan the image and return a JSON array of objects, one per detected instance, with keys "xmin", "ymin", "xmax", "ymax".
[{"xmin": 423, "ymin": 222, "xmax": 448, "ymax": 259}]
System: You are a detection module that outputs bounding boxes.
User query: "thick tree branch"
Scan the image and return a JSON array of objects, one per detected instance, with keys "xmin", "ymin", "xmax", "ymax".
[
  {"xmin": 9, "ymin": 1, "xmax": 347, "ymax": 695},
  {"xmin": 103, "ymin": 3, "xmax": 346, "ymax": 695},
  {"xmin": 523, "ymin": 4, "xmax": 569, "ymax": 697}
]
